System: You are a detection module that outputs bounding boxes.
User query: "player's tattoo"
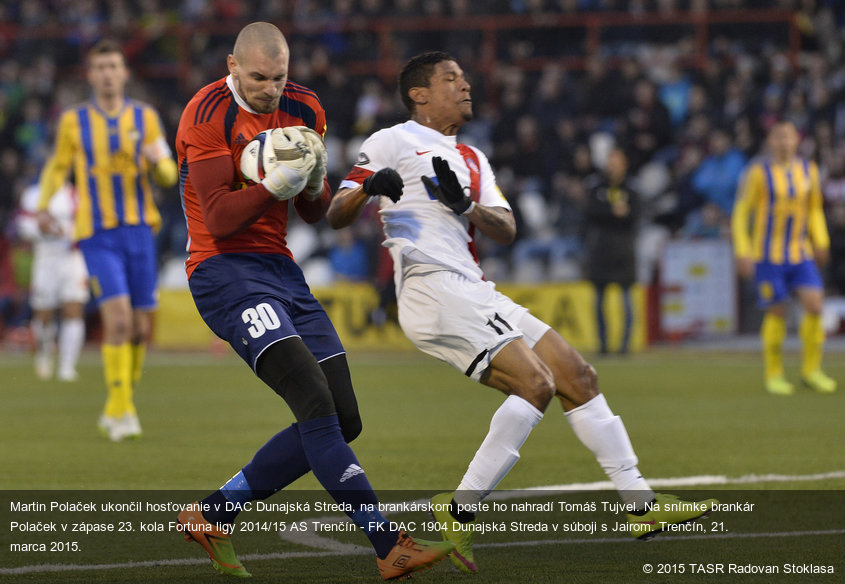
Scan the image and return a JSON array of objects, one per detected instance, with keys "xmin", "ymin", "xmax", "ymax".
[{"xmin": 476, "ymin": 206, "xmax": 509, "ymax": 227}]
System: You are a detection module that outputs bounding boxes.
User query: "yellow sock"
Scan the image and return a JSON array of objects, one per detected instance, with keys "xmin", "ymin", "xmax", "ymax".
[
  {"xmin": 102, "ymin": 343, "xmax": 134, "ymax": 417},
  {"xmin": 131, "ymin": 343, "xmax": 147, "ymax": 388},
  {"xmin": 799, "ymin": 313, "xmax": 824, "ymax": 377},
  {"xmin": 761, "ymin": 312, "xmax": 786, "ymax": 381}
]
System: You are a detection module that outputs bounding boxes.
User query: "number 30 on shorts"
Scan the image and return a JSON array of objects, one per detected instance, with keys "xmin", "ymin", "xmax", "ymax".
[{"xmin": 241, "ymin": 303, "xmax": 281, "ymax": 338}]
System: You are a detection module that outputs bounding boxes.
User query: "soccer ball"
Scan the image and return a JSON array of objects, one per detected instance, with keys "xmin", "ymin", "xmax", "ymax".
[
  {"xmin": 240, "ymin": 130, "xmax": 276, "ymax": 183},
  {"xmin": 240, "ymin": 128, "xmax": 312, "ymax": 183}
]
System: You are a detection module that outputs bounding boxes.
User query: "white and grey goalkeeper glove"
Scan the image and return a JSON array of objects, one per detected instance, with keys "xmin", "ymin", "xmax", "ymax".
[
  {"xmin": 262, "ymin": 128, "xmax": 316, "ymax": 201},
  {"xmin": 294, "ymin": 126, "xmax": 328, "ymax": 199}
]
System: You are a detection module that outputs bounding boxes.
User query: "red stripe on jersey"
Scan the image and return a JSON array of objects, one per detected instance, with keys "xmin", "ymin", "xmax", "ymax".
[
  {"xmin": 457, "ymin": 144, "xmax": 482, "ymax": 266},
  {"xmin": 343, "ymin": 166, "xmax": 375, "ymax": 185}
]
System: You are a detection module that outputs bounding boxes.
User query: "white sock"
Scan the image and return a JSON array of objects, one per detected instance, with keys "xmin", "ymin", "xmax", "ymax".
[
  {"xmin": 453, "ymin": 395, "xmax": 543, "ymax": 508},
  {"xmin": 565, "ymin": 393, "xmax": 654, "ymax": 509},
  {"xmin": 58, "ymin": 318, "xmax": 85, "ymax": 375},
  {"xmin": 32, "ymin": 320, "xmax": 57, "ymax": 358}
]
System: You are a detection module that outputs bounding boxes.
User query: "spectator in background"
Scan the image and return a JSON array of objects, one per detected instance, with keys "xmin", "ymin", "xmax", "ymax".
[
  {"xmin": 3, "ymin": 2, "xmax": 845, "ymax": 295},
  {"xmin": 328, "ymin": 228, "xmax": 370, "ymax": 281},
  {"xmin": 827, "ymin": 201, "xmax": 845, "ymax": 296},
  {"xmin": 622, "ymin": 77, "xmax": 673, "ymax": 171},
  {"xmin": 583, "ymin": 148, "xmax": 639, "ymax": 354},
  {"xmin": 654, "ymin": 144, "xmax": 705, "ymax": 234},
  {"xmin": 690, "ymin": 126, "xmax": 746, "ymax": 214},
  {"xmin": 658, "ymin": 59, "xmax": 693, "ymax": 128},
  {"xmin": 824, "ymin": 148, "xmax": 845, "ymax": 295}
]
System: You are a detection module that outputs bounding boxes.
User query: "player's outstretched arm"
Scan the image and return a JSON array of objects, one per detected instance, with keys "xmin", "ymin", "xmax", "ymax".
[
  {"xmin": 327, "ymin": 168, "xmax": 403, "ymax": 229},
  {"xmin": 327, "ymin": 185, "xmax": 370, "ymax": 229}
]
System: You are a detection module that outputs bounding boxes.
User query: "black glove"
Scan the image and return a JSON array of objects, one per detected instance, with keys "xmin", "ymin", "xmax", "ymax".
[
  {"xmin": 362, "ymin": 168, "xmax": 404, "ymax": 203},
  {"xmin": 421, "ymin": 156, "xmax": 473, "ymax": 215}
]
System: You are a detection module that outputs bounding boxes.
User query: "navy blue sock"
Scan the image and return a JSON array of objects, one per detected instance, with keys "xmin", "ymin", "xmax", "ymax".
[
  {"xmin": 242, "ymin": 424, "xmax": 310, "ymax": 498},
  {"xmin": 298, "ymin": 415, "xmax": 398, "ymax": 558},
  {"xmin": 202, "ymin": 424, "xmax": 310, "ymax": 525}
]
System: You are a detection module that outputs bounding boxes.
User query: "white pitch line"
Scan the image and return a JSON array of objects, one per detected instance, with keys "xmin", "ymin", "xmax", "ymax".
[
  {"xmin": 3, "ymin": 529, "xmax": 843, "ymax": 576},
  {"xmin": 514, "ymin": 470, "xmax": 845, "ymax": 495},
  {"xmin": 3, "ymin": 470, "xmax": 843, "ymax": 576},
  {"xmin": 479, "ymin": 528, "xmax": 845, "ymax": 548},
  {"xmin": 278, "ymin": 469, "xmax": 845, "ymax": 549}
]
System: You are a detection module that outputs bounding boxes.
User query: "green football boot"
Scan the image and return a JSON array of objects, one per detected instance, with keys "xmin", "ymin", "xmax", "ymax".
[
  {"xmin": 802, "ymin": 370, "xmax": 837, "ymax": 394},
  {"xmin": 177, "ymin": 506, "xmax": 251, "ymax": 577},
  {"xmin": 430, "ymin": 492, "xmax": 478, "ymax": 572},
  {"xmin": 626, "ymin": 493, "xmax": 719, "ymax": 540},
  {"xmin": 765, "ymin": 376, "xmax": 795, "ymax": 396}
]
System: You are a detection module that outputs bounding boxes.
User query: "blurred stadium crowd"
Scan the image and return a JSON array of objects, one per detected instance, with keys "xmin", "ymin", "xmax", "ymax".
[{"xmin": 2, "ymin": 0, "xmax": 845, "ymax": 335}]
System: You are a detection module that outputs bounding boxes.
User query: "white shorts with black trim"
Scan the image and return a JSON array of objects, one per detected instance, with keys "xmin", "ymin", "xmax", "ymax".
[{"xmin": 397, "ymin": 270, "xmax": 551, "ymax": 381}]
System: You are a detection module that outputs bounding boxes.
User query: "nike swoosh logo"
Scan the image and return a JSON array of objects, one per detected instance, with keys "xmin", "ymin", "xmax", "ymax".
[{"xmin": 416, "ymin": 150, "xmax": 431, "ymax": 155}]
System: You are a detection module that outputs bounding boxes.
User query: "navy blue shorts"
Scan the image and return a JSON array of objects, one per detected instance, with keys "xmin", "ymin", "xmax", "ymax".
[
  {"xmin": 77, "ymin": 225, "xmax": 158, "ymax": 309},
  {"xmin": 189, "ymin": 253, "xmax": 344, "ymax": 370}
]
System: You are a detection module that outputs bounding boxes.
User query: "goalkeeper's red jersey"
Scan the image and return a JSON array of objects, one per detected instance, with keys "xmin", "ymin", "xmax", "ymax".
[{"xmin": 176, "ymin": 75, "xmax": 327, "ymax": 278}]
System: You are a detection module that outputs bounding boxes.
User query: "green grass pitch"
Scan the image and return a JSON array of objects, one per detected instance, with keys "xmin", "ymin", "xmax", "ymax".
[{"xmin": 1, "ymin": 348, "xmax": 843, "ymax": 583}]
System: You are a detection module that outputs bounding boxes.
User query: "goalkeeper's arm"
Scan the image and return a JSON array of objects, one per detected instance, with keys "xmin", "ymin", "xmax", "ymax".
[{"xmin": 189, "ymin": 155, "xmax": 280, "ymax": 239}]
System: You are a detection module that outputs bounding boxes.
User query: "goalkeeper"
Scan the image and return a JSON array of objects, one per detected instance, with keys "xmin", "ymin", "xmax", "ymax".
[{"xmin": 173, "ymin": 22, "xmax": 453, "ymax": 580}]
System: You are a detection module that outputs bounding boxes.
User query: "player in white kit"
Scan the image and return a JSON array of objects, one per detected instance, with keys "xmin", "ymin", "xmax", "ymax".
[
  {"xmin": 328, "ymin": 51, "xmax": 717, "ymax": 572},
  {"xmin": 17, "ymin": 183, "xmax": 88, "ymax": 381}
]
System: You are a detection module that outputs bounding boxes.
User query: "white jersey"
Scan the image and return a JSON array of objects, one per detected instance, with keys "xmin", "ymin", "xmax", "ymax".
[
  {"xmin": 340, "ymin": 120, "xmax": 510, "ymax": 289},
  {"xmin": 17, "ymin": 183, "xmax": 76, "ymax": 256}
]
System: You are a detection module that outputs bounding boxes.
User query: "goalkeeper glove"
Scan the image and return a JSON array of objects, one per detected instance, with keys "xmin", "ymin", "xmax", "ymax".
[
  {"xmin": 362, "ymin": 168, "xmax": 404, "ymax": 203},
  {"xmin": 261, "ymin": 147, "xmax": 316, "ymax": 202},
  {"xmin": 421, "ymin": 156, "xmax": 474, "ymax": 215},
  {"xmin": 295, "ymin": 126, "xmax": 328, "ymax": 199}
]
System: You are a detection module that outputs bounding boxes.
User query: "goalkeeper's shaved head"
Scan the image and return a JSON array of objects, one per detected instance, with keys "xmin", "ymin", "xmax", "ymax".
[
  {"xmin": 233, "ymin": 22, "xmax": 288, "ymax": 62},
  {"xmin": 228, "ymin": 22, "xmax": 290, "ymax": 114}
]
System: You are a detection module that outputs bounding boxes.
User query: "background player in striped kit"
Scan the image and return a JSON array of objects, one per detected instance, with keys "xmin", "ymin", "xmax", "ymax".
[
  {"xmin": 37, "ymin": 39, "xmax": 178, "ymax": 440},
  {"xmin": 732, "ymin": 119, "xmax": 837, "ymax": 395}
]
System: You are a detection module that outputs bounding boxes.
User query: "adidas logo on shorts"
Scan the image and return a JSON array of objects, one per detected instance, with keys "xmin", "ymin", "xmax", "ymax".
[{"xmin": 339, "ymin": 464, "xmax": 364, "ymax": 483}]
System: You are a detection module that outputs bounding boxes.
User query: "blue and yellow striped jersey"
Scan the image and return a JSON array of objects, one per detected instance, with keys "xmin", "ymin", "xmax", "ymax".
[
  {"xmin": 732, "ymin": 156, "xmax": 829, "ymax": 265},
  {"xmin": 38, "ymin": 99, "xmax": 170, "ymax": 240}
]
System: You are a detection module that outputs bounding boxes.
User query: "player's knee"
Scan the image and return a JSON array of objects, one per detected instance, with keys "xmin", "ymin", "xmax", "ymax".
[
  {"xmin": 339, "ymin": 413, "xmax": 362, "ymax": 443},
  {"xmin": 583, "ymin": 362, "xmax": 599, "ymax": 391},
  {"xmin": 275, "ymin": 364, "xmax": 336, "ymax": 421},
  {"xmin": 768, "ymin": 304, "xmax": 787, "ymax": 318},
  {"xmin": 319, "ymin": 354, "xmax": 362, "ymax": 442},
  {"xmin": 803, "ymin": 297, "xmax": 824, "ymax": 315},
  {"xmin": 131, "ymin": 328, "xmax": 151, "ymax": 346},
  {"xmin": 522, "ymin": 366, "xmax": 555, "ymax": 411},
  {"xmin": 572, "ymin": 362, "xmax": 600, "ymax": 401},
  {"xmin": 256, "ymin": 339, "xmax": 336, "ymax": 422},
  {"xmin": 104, "ymin": 317, "xmax": 132, "ymax": 343}
]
